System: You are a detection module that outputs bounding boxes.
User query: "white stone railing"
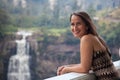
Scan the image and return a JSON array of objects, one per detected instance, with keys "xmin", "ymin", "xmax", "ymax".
[{"xmin": 44, "ymin": 60, "xmax": 120, "ymax": 80}]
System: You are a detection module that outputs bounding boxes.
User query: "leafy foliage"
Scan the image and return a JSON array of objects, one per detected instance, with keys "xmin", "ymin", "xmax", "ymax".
[
  {"xmin": 0, "ymin": 9, "xmax": 17, "ymax": 40},
  {"xmin": 98, "ymin": 19, "xmax": 120, "ymax": 48}
]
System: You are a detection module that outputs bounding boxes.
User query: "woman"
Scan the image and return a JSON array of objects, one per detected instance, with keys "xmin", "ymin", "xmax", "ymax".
[{"xmin": 57, "ymin": 11, "xmax": 120, "ymax": 80}]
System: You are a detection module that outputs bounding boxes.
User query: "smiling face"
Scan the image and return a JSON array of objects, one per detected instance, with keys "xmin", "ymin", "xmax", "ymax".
[{"xmin": 70, "ymin": 15, "xmax": 88, "ymax": 38}]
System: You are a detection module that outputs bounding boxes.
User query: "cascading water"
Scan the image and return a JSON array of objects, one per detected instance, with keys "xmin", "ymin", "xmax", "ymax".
[{"xmin": 7, "ymin": 31, "xmax": 32, "ymax": 80}]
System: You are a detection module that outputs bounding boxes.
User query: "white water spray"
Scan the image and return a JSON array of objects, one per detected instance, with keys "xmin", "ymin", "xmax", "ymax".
[{"xmin": 7, "ymin": 31, "xmax": 32, "ymax": 80}]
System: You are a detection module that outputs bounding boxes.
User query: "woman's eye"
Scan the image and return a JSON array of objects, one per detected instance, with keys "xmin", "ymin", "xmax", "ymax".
[
  {"xmin": 76, "ymin": 22, "xmax": 81, "ymax": 26},
  {"xmin": 71, "ymin": 23, "xmax": 74, "ymax": 26},
  {"xmin": 70, "ymin": 22, "xmax": 81, "ymax": 26}
]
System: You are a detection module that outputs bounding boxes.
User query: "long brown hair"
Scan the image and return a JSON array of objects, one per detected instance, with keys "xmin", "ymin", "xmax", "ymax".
[{"xmin": 70, "ymin": 11, "xmax": 111, "ymax": 56}]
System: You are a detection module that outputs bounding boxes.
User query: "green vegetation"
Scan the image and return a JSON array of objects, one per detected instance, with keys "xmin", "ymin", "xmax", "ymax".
[
  {"xmin": 95, "ymin": 8, "xmax": 120, "ymax": 61},
  {"xmin": 45, "ymin": 27, "xmax": 68, "ymax": 36},
  {"xmin": 0, "ymin": 9, "xmax": 17, "ymax": 40},
  {"xmin": 110, "ymin": 9, "xmax": 120, "ymax": 19}
]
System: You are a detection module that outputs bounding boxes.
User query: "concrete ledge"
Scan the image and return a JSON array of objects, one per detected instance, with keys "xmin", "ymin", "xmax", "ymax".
[
  {"xmin": 44, "ymin": 60, "xmax": 120, "ymax": 80},
  {"xmin": 44, "ymin": 72, "xmax": 96, "ymax": 80},
  {"xmin": 114, "ymin": 60, "xmax": 120, "ymax": 76}
]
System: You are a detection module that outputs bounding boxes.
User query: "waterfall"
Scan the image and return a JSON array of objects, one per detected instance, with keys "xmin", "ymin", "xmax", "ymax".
[{"xmin": 7, "ymin": 31, "xmax": 32, "ymax": 80}]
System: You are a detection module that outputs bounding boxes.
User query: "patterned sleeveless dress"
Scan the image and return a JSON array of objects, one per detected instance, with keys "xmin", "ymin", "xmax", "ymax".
[{"xmin": 91, "ymin": 50, "xmax": 120, "ymax": 80}]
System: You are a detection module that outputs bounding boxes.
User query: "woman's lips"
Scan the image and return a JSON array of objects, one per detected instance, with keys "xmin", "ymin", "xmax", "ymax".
[{"xmin": 74, "ymin": 31, "xmax": 80, "ymax": 34}]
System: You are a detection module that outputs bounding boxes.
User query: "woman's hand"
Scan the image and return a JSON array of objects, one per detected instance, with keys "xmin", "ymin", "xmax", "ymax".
[
  {"xmin": 57, "ymin": 66, "xmax": 69, "ymax": 75},
  {"xmin": 57, "ymin": 66, "xmax": 64, "ymax": 75}
]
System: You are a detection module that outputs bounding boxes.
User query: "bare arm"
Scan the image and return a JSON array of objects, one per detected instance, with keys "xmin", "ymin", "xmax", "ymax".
[{"xmin": 57, "ymin": 35, "xmax": 93, "ymax": 75}]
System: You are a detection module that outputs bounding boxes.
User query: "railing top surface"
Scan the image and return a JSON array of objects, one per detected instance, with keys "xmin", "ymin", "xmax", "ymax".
[{"xmin": 44, "ymin": 72, "xmax": 87, "ymax": 80}]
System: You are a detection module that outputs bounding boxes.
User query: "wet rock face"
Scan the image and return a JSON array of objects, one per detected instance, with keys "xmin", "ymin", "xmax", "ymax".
[
  {"xmin": 0, "ymin": 35, "xmax": 17, "ymax": 80},
  {"xmin": 0, "ymin": 60, "xmax": 4, "ymax": 80},
  {"xmin": 15, "ymin": 34, "xmax": 23, "ymax": 40}
]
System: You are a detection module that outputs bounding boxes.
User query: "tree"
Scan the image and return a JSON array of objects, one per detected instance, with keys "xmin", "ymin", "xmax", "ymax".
[
  {"xmin": 0, "ymin": 9, "xmax": 10, "ymax": 38},
  {"xmin": 0, "ymin": 9, "xmax": 17, "ymax": 40},
  {"xmin": 86, "ymin": 4, "xmax": 96, "ymax": 18}
]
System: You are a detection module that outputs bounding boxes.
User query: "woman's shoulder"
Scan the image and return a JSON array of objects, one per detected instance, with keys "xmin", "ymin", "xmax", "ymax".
[
  {"xmin": 81, "ymin": 34, "xmax": 96, "ymax": 41},
  {"xmin": 80, "ymin": 34, "xmax": 96, "ymax": 48}
]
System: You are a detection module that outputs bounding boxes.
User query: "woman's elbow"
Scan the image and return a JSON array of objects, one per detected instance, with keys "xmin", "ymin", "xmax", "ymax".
[
  {"xmin": 81, "ymin": 69, "xmax": 89, "ymax": 73},
  {"xmin": 78, "ymin": 67, "xmax": 90, "ymax": 73}
]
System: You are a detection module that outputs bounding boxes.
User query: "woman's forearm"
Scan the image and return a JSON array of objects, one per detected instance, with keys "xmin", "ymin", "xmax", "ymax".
[
  {"xmin": 66, "ymin": 64, "xmax": 89, "ymax": 73},
  {"xmin": 58, "ymin": 63, "xmax": 90, "ymax": 75},
  {"xmin": 57, "ymin": 64, "xmax": 80, "ymax": 75},
  {"xmin": 60, "ymin": 64, "xmax": 89, "ymax": 75},
  {"xmin": 65, "ymin": 64, "xmax": 80, "ymax": 67}
]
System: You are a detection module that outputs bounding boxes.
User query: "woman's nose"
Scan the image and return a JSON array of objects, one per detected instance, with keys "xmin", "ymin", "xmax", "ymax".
[{"xmin": 73, "ymin": 26, "xmax": 77, "ymax": 30}]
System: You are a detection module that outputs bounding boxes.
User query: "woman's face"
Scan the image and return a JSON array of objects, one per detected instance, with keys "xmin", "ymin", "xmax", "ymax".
[{"xmin": 70, "ymin": 15, "xmax": 87, "ymax": 38}]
